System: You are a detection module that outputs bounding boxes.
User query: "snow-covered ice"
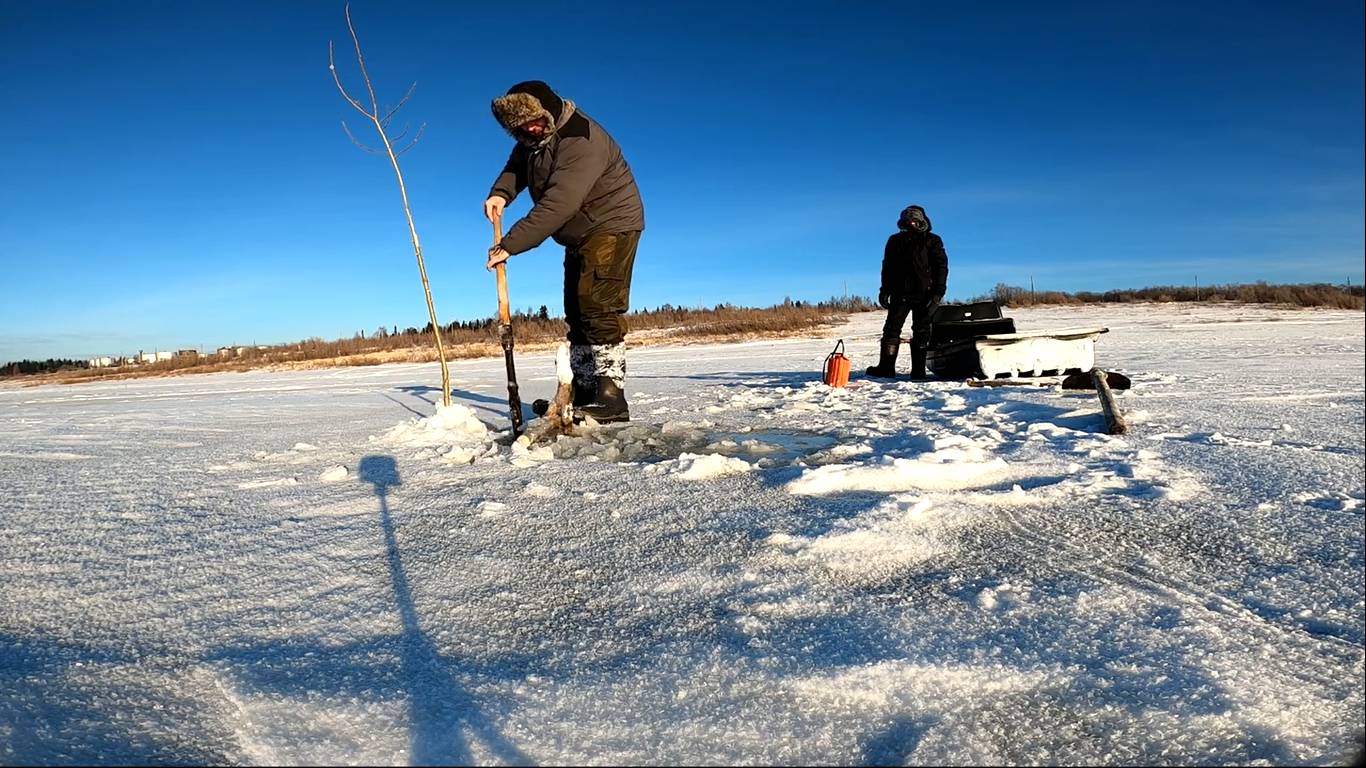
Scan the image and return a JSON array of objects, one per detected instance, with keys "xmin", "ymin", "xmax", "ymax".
[{"xmin": 1, "ymin": 303, "xmax": 1362, "ymax": 765}]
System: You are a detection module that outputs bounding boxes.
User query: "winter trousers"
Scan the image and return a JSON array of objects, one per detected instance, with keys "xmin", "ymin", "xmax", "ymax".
[
  {"xmin": 881, "ymin": 298, "xmax": 938, "ymax": 351},
  {"xmin": 564, "ymin": 231, "xmax": 639, "ymax": 346},
  {"xmin": 564, "ymin": 231, "xmax": 640, "ymax": 390}
]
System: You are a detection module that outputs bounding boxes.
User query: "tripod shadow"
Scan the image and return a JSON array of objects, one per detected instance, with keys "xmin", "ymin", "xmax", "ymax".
[
  {"xmin": 207, "ymin": 458, "xmax": 529, "ymax": 764},
  {"xmin": 357, "ymin": 455, "xmax": 530, "ymax": 765}
]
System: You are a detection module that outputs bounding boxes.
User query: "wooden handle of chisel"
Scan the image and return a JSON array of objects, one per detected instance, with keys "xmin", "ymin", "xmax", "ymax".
[{"xmin": 493, "ymin": 214, "xmax": 511, "ymax": 325}]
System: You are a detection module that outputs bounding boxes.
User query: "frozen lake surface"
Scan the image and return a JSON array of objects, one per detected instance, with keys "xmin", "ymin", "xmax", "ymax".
[{"xmin": 2, "ymin": 303, "xmax": 1362, "ymax": 765}]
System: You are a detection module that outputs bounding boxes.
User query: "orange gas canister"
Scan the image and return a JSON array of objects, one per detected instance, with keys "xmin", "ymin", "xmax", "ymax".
[{"xmin": 823, "ymin": 340, "xmax": 851, "ymax": 388}]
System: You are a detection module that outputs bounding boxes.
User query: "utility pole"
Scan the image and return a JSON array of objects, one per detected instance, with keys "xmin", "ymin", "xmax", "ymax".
[
  {"xmin": 1030, "ymin": 276, "xmax": 1035, "ymax": 305},
  {"xmin": 1195, "ymin": 275, "xmax": 1200, "ymax": 302}
]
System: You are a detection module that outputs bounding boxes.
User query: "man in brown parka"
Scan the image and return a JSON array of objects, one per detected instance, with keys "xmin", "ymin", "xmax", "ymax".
[{"xmin": 484, "ymin": 80, "xmax": 645, "ymax": 423}]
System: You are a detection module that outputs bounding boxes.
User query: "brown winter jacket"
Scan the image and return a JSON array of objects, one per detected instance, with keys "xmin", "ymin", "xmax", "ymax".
[{"xmin": 488, "ymin": 82, "xmax": 644, "ymax": 255}]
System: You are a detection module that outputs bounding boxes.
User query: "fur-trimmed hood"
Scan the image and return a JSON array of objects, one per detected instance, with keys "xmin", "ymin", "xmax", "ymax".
[{"xmin": 491, "ymin": 81, "xmax": 575, "ymax": 148}]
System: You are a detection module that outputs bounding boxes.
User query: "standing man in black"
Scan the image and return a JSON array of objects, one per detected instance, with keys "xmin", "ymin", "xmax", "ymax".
[{"xmin": 867, "ymin": 205, "xmax": 949, "ymax": 380}]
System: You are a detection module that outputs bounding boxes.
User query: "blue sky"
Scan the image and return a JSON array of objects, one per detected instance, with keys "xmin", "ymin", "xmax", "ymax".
[{"xmin": 1, "ymin": 1, "xmax": 1362, "ymax": 361}]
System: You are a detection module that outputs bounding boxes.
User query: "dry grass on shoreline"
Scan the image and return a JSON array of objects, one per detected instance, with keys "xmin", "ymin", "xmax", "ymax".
[
  {"xmin": 986, "ymin": 282, "xmax": 1364, "ymax": 310},
  {"xmin": 18, "ymin": 307, "xmax": 847, "ymax": 387},
  {"xmin": 10, "ymin": 285, "xmax": 1362, "ymax": 387}
]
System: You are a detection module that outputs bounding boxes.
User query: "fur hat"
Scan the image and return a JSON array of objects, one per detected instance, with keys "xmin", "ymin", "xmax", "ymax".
[
  {"xmin": 897, "ymin": 205, "xmax": 932, "ymax": 233},
  {"xmin": 491, "ymin": 81, "xmax": 565, "ymax": 144}
]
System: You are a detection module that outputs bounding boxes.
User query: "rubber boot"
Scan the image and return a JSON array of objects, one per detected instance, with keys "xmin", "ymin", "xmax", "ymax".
[
  {"xmin": 865, "ymin": 339, "xmax": 900, "ymax": 378},
  {"xmin": 575, "ymin": 375, "xmax": 630, "ymax": 424},
  {"xmin": 908, "ymin": 346, "xmax": 931, "ymax": 381}
]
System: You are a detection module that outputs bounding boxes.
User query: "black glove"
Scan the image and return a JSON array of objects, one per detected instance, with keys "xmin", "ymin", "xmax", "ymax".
[{"xmin": 878, "ymin": 291, "xmax": 892, "ymax": 309}]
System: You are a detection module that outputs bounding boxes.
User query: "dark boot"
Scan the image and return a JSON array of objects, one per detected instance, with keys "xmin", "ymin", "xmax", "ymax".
[
  {"xmin": 865, "ymin": 340, "xmax": 900, "ymax": 378},
  {"xmin": 575, "ymin": 375, "xmax": 630, "ymax": 424},
  {"xmin": 909, "ymin": 346, "xmax": 931, "ymax": 381}
]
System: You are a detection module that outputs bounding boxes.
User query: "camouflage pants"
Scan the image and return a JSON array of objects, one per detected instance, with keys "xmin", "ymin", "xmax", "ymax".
[{"xmin": 564, "ymin": 231, "xmax": 640, "ymax": 346}]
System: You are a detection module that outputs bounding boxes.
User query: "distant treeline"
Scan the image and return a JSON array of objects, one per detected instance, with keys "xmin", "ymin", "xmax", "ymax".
[
  {"xmin": 309, "ymin": 294, "xmax": 878, "ymax": 358},
  {"xmin": 362, "ymin": 295, "xmax": 877, "ymax": 344},
  {"xmin": 1, "ymin": 358, "xmax": 90, "ymax": 377},
  {"xmin": 5, "ymin": 284, "xmax": 1360, "ymax": 380},
  {"xmin": 978, "ymin": 281, "xmax": 1364, "ymax": 310},
  {"xmin": 5, "ymin": 296, "xmax": 875, "ymax": 380}
]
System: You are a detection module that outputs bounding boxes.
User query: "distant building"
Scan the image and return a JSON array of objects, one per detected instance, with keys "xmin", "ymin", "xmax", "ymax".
[
  {"xmin": 175, "ymin": 349, "xmax": 198, "ymax": 359},
  {"xmin": 88, "ymin": 356, "xmax": 114, "ymax": 368}
]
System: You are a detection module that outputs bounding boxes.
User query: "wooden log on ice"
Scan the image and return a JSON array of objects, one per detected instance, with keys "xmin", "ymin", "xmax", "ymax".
[
  {"xmin": 515, "ymin": 343, "xmax": 576, "ymax": 447},
  {"xmin": 1063, "ymin": 370, "xmax": 1131, "ymax": 390},
  {"xmin": 1091, "ymin": 367, "xmax": 1128, "ymax": 435}
]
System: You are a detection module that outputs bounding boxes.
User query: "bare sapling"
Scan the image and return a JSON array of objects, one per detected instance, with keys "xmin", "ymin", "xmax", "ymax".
[{"xmin": 328, "ymin": 3, "xmax": 451, "ymax": 407}]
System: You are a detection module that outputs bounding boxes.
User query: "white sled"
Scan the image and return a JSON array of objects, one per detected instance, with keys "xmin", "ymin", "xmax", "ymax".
[
  {"xmin": 924, "ymin": 302, "xmax": 1109, "ymax": 380},
  {"xmin": 971, "ymin": 326, "xmax": 1108, "ymax": 379}
]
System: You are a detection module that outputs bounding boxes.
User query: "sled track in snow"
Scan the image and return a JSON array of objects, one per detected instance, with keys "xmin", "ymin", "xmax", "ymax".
[{"xmin": 995, "ymin": 506, "xmax": 1361, "ymax": 680}]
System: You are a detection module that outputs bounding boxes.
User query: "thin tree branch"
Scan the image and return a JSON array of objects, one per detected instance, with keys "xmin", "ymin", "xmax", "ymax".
[
  {"xmin": 395, "ymin": 124, "xmax": 427, "ymax": 156},
  {"xmin": 381, "ymin": 82, "xmax": 417, "ymax": 125},
  {"xmin": 328, "ymin": 40, "xmax": 372, "ymax": 117},
  {"xmin": 345, "ymin": 3, "xmax": 380, "ymax": 116},
  {"xmin": 341, "ymin": 120, "xmax": 385, "ymax": 155},
  {"xmin": 328, "ymin": 5, "xmax": 451, "ymax": 407}
]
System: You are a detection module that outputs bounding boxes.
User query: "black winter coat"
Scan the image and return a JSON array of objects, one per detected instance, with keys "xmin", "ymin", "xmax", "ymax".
[{"xmin": 880, "ymin": 230, "xmax": 948, "ymax": 302}]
